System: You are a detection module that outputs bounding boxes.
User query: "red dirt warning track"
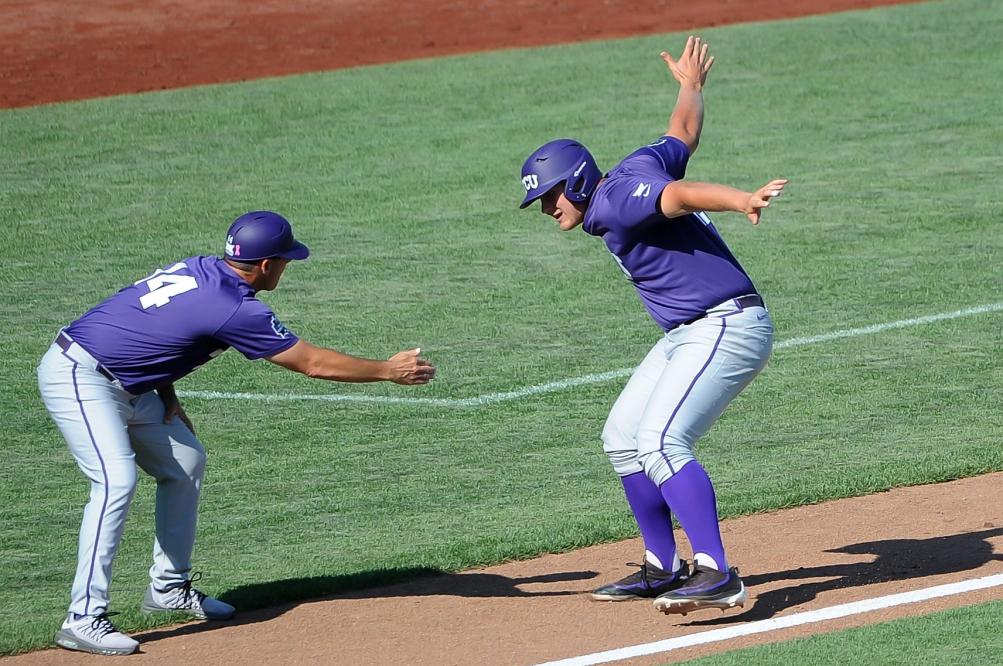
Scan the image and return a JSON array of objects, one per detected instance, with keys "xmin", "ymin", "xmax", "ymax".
[{"xmin": 2, "ymin": 0, "xmax": 922, "ymax": 109}]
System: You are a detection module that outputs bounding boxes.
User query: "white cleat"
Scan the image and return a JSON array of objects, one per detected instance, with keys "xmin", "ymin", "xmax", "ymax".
[
  {"xmin": 141, "ymin": 574, "xmax": 235, "ymax": 620},
  {"xmin": 55, "ymin": 613, "xmax": 139, "ymax": 656}
]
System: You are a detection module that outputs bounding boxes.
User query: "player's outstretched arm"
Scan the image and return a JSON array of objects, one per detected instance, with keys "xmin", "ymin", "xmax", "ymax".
[
  {"xmin": 659, "ymin": 178, "xmax": 788, "ymax": 225},
  {"xmin": 662, "ymin": 35, "xmax": 715, "ymax": 154},
  {"xmin": 267, "ymin": 340, "xmax": 436, "ymax": 385}
]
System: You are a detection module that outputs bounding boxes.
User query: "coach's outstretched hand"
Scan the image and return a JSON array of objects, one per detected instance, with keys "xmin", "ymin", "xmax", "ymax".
[
  {"xmin": 661, "ymin": 35, "xmax": 715, "ymax": 90},
  {"xmin": 744, "ymin": 179, "xmax": 789, "ymax": 226},
  {"xmin": 387, "ymin": 348, "xmax": 437, "ymax": 385}
]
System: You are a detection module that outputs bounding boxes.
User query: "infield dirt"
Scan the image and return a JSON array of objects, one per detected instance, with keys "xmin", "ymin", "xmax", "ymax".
[
  {"xmin": 6, "ymin": 473, "xmax": 1002, "ymax": 664},
  {"xmin": 9, "ymin": 1, "xmax": 997, "ymax": 664}
]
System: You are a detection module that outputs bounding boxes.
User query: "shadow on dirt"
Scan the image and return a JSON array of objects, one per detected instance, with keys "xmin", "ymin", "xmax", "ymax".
[
  {"xmin": 684, "ymin": 526, "xmax": 1003, "ymax": 626},
  {"xmin": 136, "ymin": 568, "xmax": 597, "ymax": 646}
]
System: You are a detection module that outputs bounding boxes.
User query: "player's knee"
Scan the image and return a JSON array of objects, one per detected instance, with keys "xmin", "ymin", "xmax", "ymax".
[
  {"xmin": 601, "ymin": 414, "xmax": 634, "ymax": 453},
  {"xmin": 604, "ymin": 449, "xmax": 644, "ymax": 477},
  {"xmin": 660, "ymin": 434, "xmax": 696, "ymax": 473},
  {"xmin": 636, "ymin": 423, "xmax": 695, "ymax": 469},
  {"xmin": 602, "ymin": 416, "xmax": 644, "ymax": 476},
  {"xmin": 637, "ymin": 444, "xmax": 695, "ymax": 487}
]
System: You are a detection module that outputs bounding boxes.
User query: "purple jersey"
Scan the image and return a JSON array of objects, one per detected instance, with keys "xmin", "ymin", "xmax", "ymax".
[
  {"xmin": 582, "ymin": 136, "xmax": 757, "ymax": 331},
  {"xmin": 65, "ymin": 256, "xmax": 299, "ymax": 394}
]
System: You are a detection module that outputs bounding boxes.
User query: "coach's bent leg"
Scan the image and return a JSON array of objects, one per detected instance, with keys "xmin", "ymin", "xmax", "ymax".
[
  {"xmin": 130, "ymin": 393, "xmax": 207, "ymax": 590},
  {"xmin": 38, "ymin": 347, "xmax": 139, "ymax": 617}
]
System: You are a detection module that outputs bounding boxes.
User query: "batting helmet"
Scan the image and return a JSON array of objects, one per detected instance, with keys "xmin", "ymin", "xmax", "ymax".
[
  {"xmin": 519, "ymin": 139, "xmax": 602, "ymax": 209},
  {"xmin": 224, "ymin": 211, "xmax": 310, "ymax": 262}
]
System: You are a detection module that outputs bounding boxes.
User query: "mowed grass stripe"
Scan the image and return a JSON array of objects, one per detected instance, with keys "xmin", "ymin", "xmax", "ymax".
[{"xmin": 178, "ymin": 301, "xmax": 1003, "ymax": 406}]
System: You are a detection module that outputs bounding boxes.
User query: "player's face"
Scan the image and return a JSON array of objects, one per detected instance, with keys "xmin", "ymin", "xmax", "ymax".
[{"xmin": 540, "ymin": 184, "xmax": 584, "ymax": 231}]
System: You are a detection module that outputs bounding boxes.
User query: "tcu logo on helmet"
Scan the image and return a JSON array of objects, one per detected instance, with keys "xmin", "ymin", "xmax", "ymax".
[
  {"xmin": 522, "ymin": 174, "xmax": 539, "ymax": 191},
  {"xmin": 224, "ymin": 234, "xmax": 241, "ymax": 257}
]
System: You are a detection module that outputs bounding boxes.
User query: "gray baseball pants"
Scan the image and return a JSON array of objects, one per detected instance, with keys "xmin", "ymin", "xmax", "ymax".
[
  {"xmin": 37, "ymin": 338, "xmax": 205, "ymax": 617},
  {"xmin": 602, "ymin": 298, "xmax": 774, "ymax": 485}
]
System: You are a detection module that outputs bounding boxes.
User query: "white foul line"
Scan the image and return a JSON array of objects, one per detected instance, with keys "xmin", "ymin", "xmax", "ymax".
[
  {"xmin": 535, "ymin": 573, "xmax": 1003, "ymax": 666},
  {"xmin": 179, "ymin": 301, "xmax": 1003, "ymax": 408}
]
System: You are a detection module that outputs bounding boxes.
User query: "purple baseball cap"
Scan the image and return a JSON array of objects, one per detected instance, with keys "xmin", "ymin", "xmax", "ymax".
[{"xmin": 224, "ymin": 211, "xmax": 310, "ymax": 261}]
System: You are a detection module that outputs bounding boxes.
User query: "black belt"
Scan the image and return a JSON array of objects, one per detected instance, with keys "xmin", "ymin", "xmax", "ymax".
[
  {"xmin": 683, "ymin": 294, "xmax": 765, "ymax": 326},
  {"xmin": 55, "ymin": 332, "xmax": 118, "ymax": 383},
  {"xmin": 734, "ymin": 294, "xmax": 765, "ymax": 310}
]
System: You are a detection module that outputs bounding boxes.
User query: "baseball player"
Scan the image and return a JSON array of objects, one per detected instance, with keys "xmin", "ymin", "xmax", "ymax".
[
  {"xmin": 37, "ymin": 211, "xmax": 436, "ymax": 655},
  {"xmin": 519, "ymin": 37, "xmax": 784, "ymax": 615}
]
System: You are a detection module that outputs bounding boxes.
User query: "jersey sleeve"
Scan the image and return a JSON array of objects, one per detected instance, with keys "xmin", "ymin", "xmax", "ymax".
[
  {"xmin": 604, "ymin": 173, "xmax": 673, "ymax": 233},
  {"xmin": 213, "ymin": 298, "xmax": 300, "ymax": 360},
  {"xmin": 640, "ymin": 136, "xmax": 691, "ymax": 180}
]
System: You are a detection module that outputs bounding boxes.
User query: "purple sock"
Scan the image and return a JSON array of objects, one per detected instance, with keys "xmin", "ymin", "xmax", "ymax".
[
  {"xmin": 659, "ymin": 461, "xmax": 728, "ymax": 571},
  {"xmin": 620, "ymin": 472, "xmax": 678, "ymax": 571}
]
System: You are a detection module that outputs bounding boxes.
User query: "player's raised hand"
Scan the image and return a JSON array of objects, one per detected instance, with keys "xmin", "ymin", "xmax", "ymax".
[
  {"xmin": 744, "ymin": 179, "xmax": 789, "ymax": 226},
  {"xmin": 387, "ymin": 348, "xmax": 437, "ymax": 385},
  {"xmin": 661, "ymin": 35, "xmax": 715, "ymax": 90}
]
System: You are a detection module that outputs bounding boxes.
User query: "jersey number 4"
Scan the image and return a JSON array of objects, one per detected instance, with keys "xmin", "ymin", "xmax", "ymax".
[{"xmin": 135, "ymin": 262, "xmax": 199, "ymax": 309}]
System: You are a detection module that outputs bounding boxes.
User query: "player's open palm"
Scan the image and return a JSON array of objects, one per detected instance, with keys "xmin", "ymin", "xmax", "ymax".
[
  {"xmin": 661, "ymin": 35, "xmax": 715, "ymax": 89},
  {"xmin": 745, "ymin": 179, "xmax": 789, "ymax": 225},
  {"xmin": 387, "ymin": 348, "xmax": 437, "ymax": 385}
]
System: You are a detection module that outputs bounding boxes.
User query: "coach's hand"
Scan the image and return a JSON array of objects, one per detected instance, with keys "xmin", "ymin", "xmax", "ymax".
[
  {"xmin": 386, "ymin": 348, "xmax": 437, "ymax": 385},
  {"xmin": 661, "ymin": 35, "xmax": 715, "ymax": 90},
  {"xmin": 164, "ymin": 398, "xmax": 196, "ymax": 435},
  {"xmin": 744, "ymin": 179, "xmax": 789, "ymax": 226}
]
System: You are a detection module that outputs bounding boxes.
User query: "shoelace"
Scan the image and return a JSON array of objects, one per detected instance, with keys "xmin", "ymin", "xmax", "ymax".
[
  {"xmin": 177, "ymin": 571, "xmax": 208, "ymax": 608},
  {"xmin": 685, "ymin": 565, "xmax": 736, "ymax": 589},
  {"xmin": 692, "ymin": 565, "xmax": 736, "ymax": 578},
  {"xmin": 619, "ymin": 560, "xmax": 688, "ymax": 587},
  {"xmin": 622, "ymin": 562, "xmax": 650, "ymax": 586},
  {"xmin": 87, "ymin": 612, "xmax": 121, "ymax": 637}
]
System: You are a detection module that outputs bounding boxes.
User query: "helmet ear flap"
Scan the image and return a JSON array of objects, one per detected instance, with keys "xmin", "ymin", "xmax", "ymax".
[
  {"xmin": 567, "ymin": 174, "xmax": 586, "ymax": 197},
  {"xmin": 563, "ymin": 152, "xmax": 601, "ymax": 204}
]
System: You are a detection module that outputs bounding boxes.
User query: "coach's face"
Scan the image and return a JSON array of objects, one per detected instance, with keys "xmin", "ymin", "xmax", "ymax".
[
  {"xmin": 258, "ymin": 257, "xmax": 290, "ymax": 291},
  {"xmin": 540, "ymin": 184, "xmax": 584, "ymax": 231}
]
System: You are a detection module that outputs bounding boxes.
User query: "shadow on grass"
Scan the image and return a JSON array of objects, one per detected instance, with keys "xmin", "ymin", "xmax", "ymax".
[
  {"xmin": 136, "ymin": 566, "xmax": 597, "ymax": 646},
  {"xmin": 685, "ymin": 526, "xmax": 1003, "ymax": 626}
]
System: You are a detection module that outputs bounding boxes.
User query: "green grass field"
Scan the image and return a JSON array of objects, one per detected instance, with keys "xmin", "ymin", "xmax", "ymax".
[{"xmin": 2, "ymin": 0, "xmax": 1002, "ymax": 657}]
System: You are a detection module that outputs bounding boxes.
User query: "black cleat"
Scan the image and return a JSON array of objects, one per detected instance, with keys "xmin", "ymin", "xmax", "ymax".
[
  {"xmin": 653, "ymin": 564, "xmax": 746, "ymax": 614},
  {"xmin": 591, "ymin": 561, "xmax": 689, "ymax": 601}
]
